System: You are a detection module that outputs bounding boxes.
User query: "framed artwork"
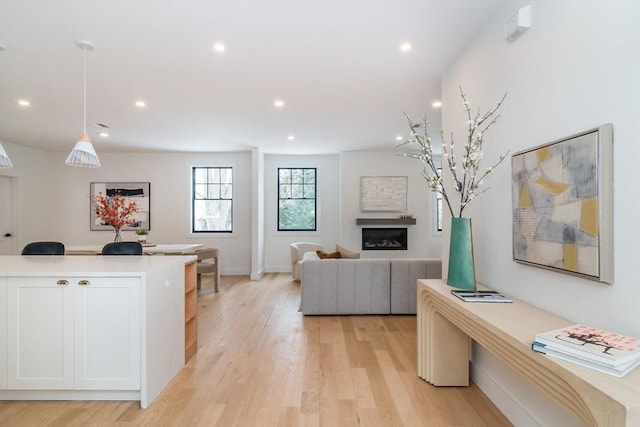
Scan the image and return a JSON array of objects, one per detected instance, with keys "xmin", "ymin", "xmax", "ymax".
[
  {"xmin": 511, "ymin": 123, "xmax": 613, "ymax": 283},
  {"xmin": 360, "ymin": 176, "xmax": 408, "ymax": 212},
  {"xmin": 90, "ymin": 182, "xmax": 151, "ymax": 231}
]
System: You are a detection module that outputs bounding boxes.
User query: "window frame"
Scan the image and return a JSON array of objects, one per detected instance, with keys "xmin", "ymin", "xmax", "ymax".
[
  {"xmin": 191, "ymin": 165, "xmax": 234, "ymax": 234},
  {"xmin": 277, "ymin": 167, "xmax": 317, "ymax": 232}
]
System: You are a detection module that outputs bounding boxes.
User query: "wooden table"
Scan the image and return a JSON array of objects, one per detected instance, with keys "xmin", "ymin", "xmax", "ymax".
[
  {"xmin": 66, "ymin": 243, "xmax": 202, "ymax": 255},
  {"xmin": 417, "ymin": 279, "xmax": 640, "ymax": 427}
]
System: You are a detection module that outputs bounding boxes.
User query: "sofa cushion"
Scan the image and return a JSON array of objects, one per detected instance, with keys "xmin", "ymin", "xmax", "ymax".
[
  {"xmin": 335, "ymin": 244, "xmax": 360, "ymax": 259},
  {"xmin": 316, "ymin": 250, "xmax": 342, "ymax": 259}
]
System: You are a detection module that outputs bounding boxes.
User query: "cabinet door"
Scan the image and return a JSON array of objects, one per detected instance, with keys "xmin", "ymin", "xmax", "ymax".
[
  {"xmin": 74, "ymin": 277, "xmax": 141, "ymax": 390},
  {"xmin": 7, "ymin": 277, "xmax": 74, "ymax": 389}
]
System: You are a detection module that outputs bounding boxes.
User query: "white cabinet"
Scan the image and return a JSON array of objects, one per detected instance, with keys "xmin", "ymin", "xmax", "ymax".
[
  {"xmin": 74, "ymin": 277, "xmax": 141, "ymax": 390},
  {"xmin": 7, "ymin": 277, "xmax": 74, "ymax": 389},
  {"xmin": 6, "ymin": 276, "xmax": 140, "ymax": 390}
]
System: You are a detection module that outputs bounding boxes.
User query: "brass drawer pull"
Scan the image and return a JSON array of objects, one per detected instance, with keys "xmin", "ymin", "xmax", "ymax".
[
  {"xmin": 78, "ymin": 280, "xmax": 91, "ymax": 286},
  {"xmin": 56, "ymin": 279, "xmax": 69, "ymax": 286}
]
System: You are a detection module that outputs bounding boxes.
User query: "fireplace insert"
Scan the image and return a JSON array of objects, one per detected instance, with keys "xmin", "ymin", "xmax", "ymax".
[{"xmin": 362, "ymin": 228, "xmax": 407, "ymax": 250}]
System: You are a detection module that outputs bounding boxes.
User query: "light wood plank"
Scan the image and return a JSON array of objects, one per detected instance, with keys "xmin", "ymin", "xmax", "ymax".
[{"xmin": 0, "ymin": 274, "xmax": 511, "ymax": 426}]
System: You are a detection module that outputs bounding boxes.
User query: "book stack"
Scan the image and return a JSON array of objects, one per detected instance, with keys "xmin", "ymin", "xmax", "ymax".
[{"xmin": 532, "ymin": 324, "xmax": 640, "ymax": 377}]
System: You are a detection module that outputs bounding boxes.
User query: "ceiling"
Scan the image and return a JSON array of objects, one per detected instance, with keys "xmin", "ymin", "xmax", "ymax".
[{"xmin": 0, "ymin": 0, "xmax": 509, "ymax": 155}]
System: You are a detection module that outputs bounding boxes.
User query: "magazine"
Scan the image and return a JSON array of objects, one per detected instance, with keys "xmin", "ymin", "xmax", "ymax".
[
  {"xmin": 534, "ymin": 324, "xmax": 640, "ymax": 367},
  {"xmin": 532, "ymin": 342, "xmax": 640, "ymax": 378},
  {"xmin": 451, "ymin": 290, "xmax": 512, "ymax": 303}
]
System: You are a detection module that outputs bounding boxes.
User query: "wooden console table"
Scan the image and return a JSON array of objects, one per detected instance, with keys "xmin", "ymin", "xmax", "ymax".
[{"xmin": 417, "ymin": 279, "xmax": 640, "ymax": 427}]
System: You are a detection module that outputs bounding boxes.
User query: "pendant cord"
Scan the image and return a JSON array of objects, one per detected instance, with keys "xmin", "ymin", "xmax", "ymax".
[{"xmin": 83, "ymin": 45, "xmax": 87, "ymax": 133}]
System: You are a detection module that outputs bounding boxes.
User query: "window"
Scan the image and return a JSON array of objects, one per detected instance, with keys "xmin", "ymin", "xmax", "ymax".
[
  {"xmin": 192, "ymin": 166, "xmax": 233, "ymax": 233},
  {"xmin": 278, "ymin": 167, "xmax": 316, "ymax": 231}
]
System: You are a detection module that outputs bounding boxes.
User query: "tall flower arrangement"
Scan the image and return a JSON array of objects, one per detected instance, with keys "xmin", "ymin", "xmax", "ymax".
[
  {"xmin": 399, "ymin": 86, "xmax": 509, "ymax": 218},
  {"xmin": 94, "ymin": 193, "xmax": 139, "ymax": 240}
]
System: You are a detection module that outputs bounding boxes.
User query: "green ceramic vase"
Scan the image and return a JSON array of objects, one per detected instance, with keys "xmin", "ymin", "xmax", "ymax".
[{"xmin": 447, "ymin": 217, "xmax": 476, "ymax": 290}]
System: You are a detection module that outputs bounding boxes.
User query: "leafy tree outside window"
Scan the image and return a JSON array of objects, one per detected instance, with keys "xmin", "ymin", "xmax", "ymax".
[
  {"xmin": 278, "ymin": 168, "xmax": 316, "ymax": 231},
  {"xmin": 192, "ymin": 166, "xmax": 233, "ymax": 233}
]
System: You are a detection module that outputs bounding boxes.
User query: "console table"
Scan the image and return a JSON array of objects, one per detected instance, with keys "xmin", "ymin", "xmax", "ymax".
[{"xmin": 417, "ymin": 279, "xmax": 640, "ymax": 427}]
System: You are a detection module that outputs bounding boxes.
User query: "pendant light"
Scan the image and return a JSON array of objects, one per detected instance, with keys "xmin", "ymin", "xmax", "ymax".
[
  {"xmin": 0, "ymin": 43, "xmax": 13, "ymax": 168},
  {"xmin": 65, "ymin": 39, "xmax": 100, "ymax": 167}
]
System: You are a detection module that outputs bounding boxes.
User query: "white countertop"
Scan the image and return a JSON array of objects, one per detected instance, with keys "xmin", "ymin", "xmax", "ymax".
[{"xmin": 0, "ymin": 255, "xmax": 197, "ymax": 276}]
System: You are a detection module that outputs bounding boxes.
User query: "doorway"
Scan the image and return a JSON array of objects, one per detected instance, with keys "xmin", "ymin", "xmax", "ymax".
[{"xmin": 0, "ymin": 175, "xmax": 16, "ymax": 254}]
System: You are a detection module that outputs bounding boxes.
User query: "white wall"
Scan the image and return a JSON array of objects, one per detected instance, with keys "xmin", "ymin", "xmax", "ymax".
[
  {"xmin": 9, "ymin": 149, "xmax": 253, "ymax": 275},
  {"xmin": 442, "ymin": 2, "xmax": 640, "ymax": 425},
  {"xmin": 0, "ymin": 141, "xmax": 56, "ymax": 251},
  {"xmin": 340, "ymin": 150, "xmax": 441, "ymax": 259},
  {"xmin": 263, "ymin": 154, "xmax": 341, "ymax": 272},
  {"xmin": 251, "ymin": 148, "xmax": 265, "ymax": 279},
  {"xmin": 5, "ymin": 145, "xmax": 441, "ymax": 273}
]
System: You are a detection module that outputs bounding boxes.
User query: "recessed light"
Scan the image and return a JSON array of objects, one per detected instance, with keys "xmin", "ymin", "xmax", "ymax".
[
  {"xmin": 135, "ymin": 100, "xmax": 146, "ymax": 108},
  {"xmin": 213, "ymin": 43, "xmax": 225, "ymax": 52},
  {"xmin": 432, "ymin": 100, "xmax": 443, "ymax": 108},
  {"xmin": 400, "ymin": 42, "xmax": 412, "ymax": 52},
  {"xmin": 287, "ymin": 135, "xmax": 295, "ymax": 141},
  {"xmin": 395, "ymin": 136, "xmax": 403, "ymax": 141},
  {"xmin": 99, "ymin": 132, "xmax": 109, "ymax": 138},
  {"xmin": 274, "ymin": 99, "xmax": 285, "ymax": 108},
  {"xmin": 17, "ymin": 99, "xmax": 31, "ymax": 107}
]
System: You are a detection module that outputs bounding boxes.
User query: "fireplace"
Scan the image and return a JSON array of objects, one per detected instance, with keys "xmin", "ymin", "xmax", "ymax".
[{"xmin": 362, "ymin": 228, "xmax": 407, "ymax": 250}]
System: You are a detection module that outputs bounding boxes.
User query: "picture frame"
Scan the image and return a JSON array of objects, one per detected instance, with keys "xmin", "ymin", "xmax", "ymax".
[
  {"xmin": 511, "ymin": 123, "xmax": 613, "ymax": 283},
  {"xmin": 360, "ymin": 176, "xmax": 408, "ymax": 212},
  {"xmin": 90, "ymin": 182, "xmax": 151, "ymax": 231}
]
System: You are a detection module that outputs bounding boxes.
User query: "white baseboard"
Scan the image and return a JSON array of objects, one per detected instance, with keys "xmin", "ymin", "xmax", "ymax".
[
  {"xmin": 471, "ymin": 360, "xmax": 539, "ymax": 427},
  {"xmin": 470, "ymin": 345, "xmax": 581, "ymax": 427},
  {"xmin": 264, "ymin": 265, "xmax": 292, "ymax": 273}
]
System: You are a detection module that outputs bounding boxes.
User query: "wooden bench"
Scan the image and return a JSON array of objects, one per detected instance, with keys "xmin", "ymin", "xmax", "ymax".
[
  {"xmin": 195, "ymin": 248, "xmax": 219, "ymax": 292},
  {"xmin": 417, "ymin": 279, "xmax": 640, "ymax": 427}
]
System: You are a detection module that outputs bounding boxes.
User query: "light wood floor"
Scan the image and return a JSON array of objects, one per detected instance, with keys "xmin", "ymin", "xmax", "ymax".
[{"xmin": 0, "ymin": 273, "xmax": 512, "ymax": 426}]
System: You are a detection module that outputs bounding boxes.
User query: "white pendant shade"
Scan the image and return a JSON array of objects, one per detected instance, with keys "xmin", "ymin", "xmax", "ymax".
[
  {"xmin": 65, "ymin": 132, "xmax": 100, "ymax": 167},
  {"xmin": 67, "ymin": 39, "xmax": 100, "ymax": 168},
  {"xmin": 0, "ymin": 142, "xmax": 13, "ymax": 168}
]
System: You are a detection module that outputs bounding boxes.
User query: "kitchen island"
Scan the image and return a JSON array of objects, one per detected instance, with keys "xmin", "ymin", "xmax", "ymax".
[{"xmin": 0, "ymin": 255, "xmax": 197, "ymax": 408}]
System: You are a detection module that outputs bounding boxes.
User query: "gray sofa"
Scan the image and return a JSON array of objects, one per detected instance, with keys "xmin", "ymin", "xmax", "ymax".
[{"xmin": 300, "ymin": 255, "xmax": 441, "ymax": 315}]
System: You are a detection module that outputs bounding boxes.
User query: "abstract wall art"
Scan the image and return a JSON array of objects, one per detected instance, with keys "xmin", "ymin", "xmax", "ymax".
[
  {"xmin": 511, "ymin": 124, "xmax": 613, "ymax": 283},
  {"xmin": 90, "ymin": 182, "xmax": 151, "ymax": 231},
  {"xmin": 360, "ymin": 176, "xmax": 408, "ymax": 212}
]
